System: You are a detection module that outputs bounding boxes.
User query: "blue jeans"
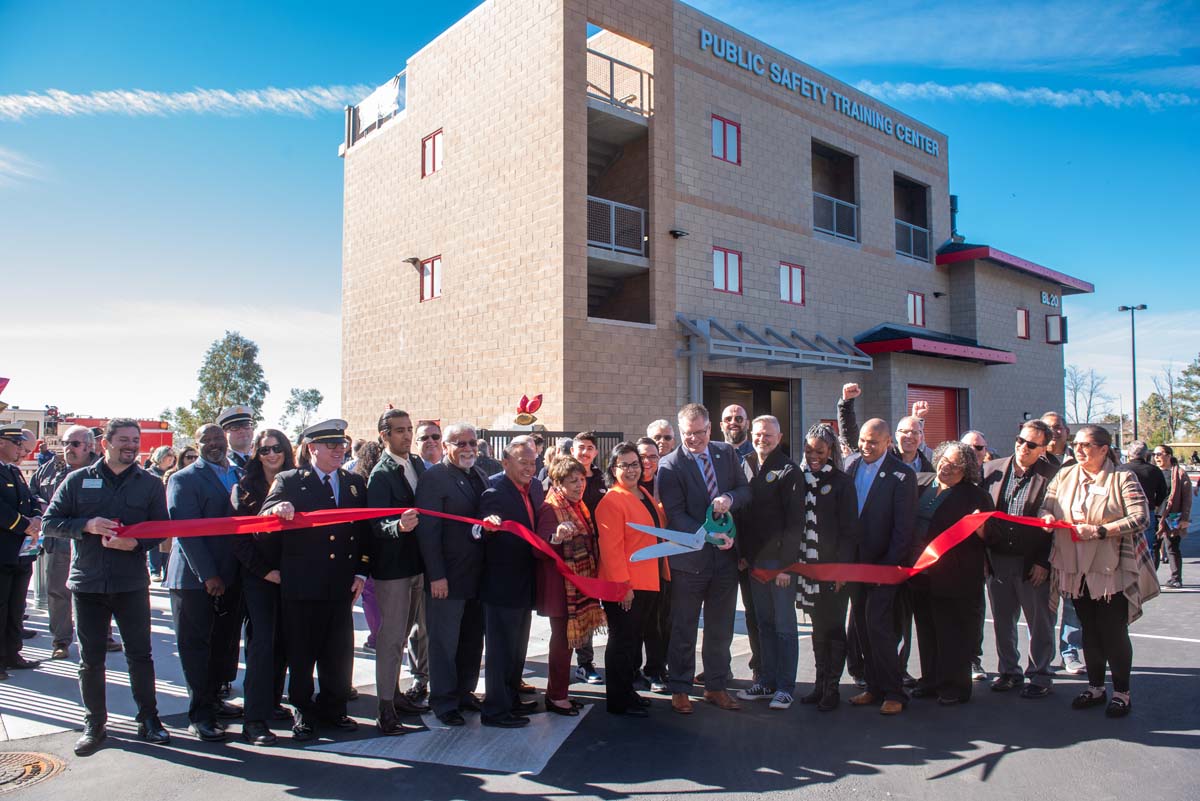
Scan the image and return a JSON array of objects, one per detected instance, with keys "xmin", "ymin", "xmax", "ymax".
[
  {"xmin": 749, "ymin": 561, "xmax": 799, "ymax": 695},
  {"xmin": 1059, "ymin": 596, "xmax": 1082, "ymax": 660},
  {"xmin": 1143, "ymin": 512, "xmax": 1159, "ymax": 569}
]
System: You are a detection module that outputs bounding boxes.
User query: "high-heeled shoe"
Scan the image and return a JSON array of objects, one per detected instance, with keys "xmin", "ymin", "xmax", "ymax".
[{"xmin": 544, "ymin": 697, "xmax": 580, "ymax": 716}]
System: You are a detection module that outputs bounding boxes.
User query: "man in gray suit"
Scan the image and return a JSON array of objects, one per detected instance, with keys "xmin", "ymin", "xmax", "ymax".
[
  {"xmin": 165, "ymin": 423, "xmax": 244, "ymax": 742},
  {"xmin": 657, "ymin": 403, "xmax": 752, "ymax": 715}
]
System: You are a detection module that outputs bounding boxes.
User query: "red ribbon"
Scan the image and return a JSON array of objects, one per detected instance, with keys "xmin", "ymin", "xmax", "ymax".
[
  {"xmin": 752, "ymin": 511, "xmax": 1079, "ymax": 586},
  {"xmin": 113, "ymin": 508, "xmax": 631, "ymax": 602}
]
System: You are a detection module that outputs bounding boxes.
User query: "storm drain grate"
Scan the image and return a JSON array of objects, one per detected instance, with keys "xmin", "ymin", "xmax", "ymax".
[{"xmin": 0, "ymin": 752, "xmax": 66, "ymax": 794}]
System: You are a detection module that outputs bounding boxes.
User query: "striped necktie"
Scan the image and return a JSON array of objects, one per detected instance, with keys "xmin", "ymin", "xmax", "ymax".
[{"xmin": 699, "ymin": 452, "xmax": 719, "ymax": 500}]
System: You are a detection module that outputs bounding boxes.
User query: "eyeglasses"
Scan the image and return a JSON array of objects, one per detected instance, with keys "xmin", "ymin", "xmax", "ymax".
[
  {"xmin": 1015, "ymin": 435, "xmax": 1045, "ymax": 450},
  {"xmin": 64, "ymin": 440, "xmax": 87, "ymax": 448},
  {"xmin": 225, "ymin": 421, "xmax": 253, "ymax": 431},
  {"xmin": 939, "ymin": 460, "xmax": 966, "ymax": 471},
  {"xmin": 447, "ymin": 439, "xmax": 477, "ymax": 448},
  {"xmin": 1153, "ymin": 451, "xmax": 1169, "ymax": 457},
  {"xmin": 639, "ymin": 453, "xmax": 660, "ymax": 462},
  {"xmin": 418, "ymin": 433, "xmax": 442, "ymax": 442},
  {"xmin": 257, "ymin": 445, "xmax": 285, "ymax": 456},
  {"xmin": 970, "ymin": 444, "xmax": 987, "ymax": 452},
  {"xmin": 616, "ymin": 461, "xmax": 643, "ymax": 472},
  {"xmin": 1072, "ymin": 441, "xmax": 1100, "ymax": 450}
]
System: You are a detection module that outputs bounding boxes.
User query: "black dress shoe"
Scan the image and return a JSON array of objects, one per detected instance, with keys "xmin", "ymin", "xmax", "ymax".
[
  {"xmin": 393, "ymin": 693, "xmax": 430, "ymax": 715},
  {"xmin": 242, "ymin": 720, "xmax": 278, "ymax": 746},
  {"xmin": 22, "ymin": 628, "xmax": 37, "ymax": 640},
  {"xmin": 377, "ymin": 701, "xmax": 407, "ymax": 736},
  {"xmin": 910, "ymin": 685, "xmax": 936, "ymax": 699},
  {"xmin": 7, "ymin": 656, "xmax": 39, "ymax": 669},
  {"xmin": 437, "ymin": 710, "xmax": 466, "ymax": 727},
  {"xmin": 608, "ymin": 706, "xmax": 649, "ymax": 717},
  {"xmin": 544, "ymin": 698, "xmax": 579, "ymax": 716},
  {"xmin": 511, "ymin": 699, "xmax": 538, "ymax": 714},
  {"xmin": 1020, "ymin": 684, "xmax": 1051, "ymax": 699},
  {"xmin": 1105, "ymin": 696, "xmax": 1132, "ymax": 718},
  {"xmin": 189, "ymin": 720, "xmax": 227, "ymax": 742},
  {"xmin": 330, "ymin": 715, "xmax": 358, "ymax": 731},
  {"xmin": 215, "ymin": 700, "xmax": 244, "ymax": 719},
  {"xmin": 406, "ymin": 680, "xmax": 429, "ymax": 703},
  {"xmin": 459, "ymin": 694, "xmax": 482, "ymax": 712},
  {"xmin": 217, "ymin": 681, "xmax": 232, "ymax": 699},
  {"xmin": 630, "ymin": 694, "xmax": 651, "ymax": 708},
  {"xmin": 138, "ymin": 717, "xmax": 171, "ymax": 744},
  {"xmin": 798, "ymin": 687, "xmax": 823, "ymax": 705},
  {"xmin": 74, "ymin": 725, "xmax": 108, "ymax": 756},
  {"xmin": 347, "ymin": 687, "xmax": 359, "ymax": 700},
  {"xmin": 481, "ymin": 714, "xmax": 530, "ymax": 728},
  {"xmin": 1072, "ymin": 690, "xmax": 1107, "ymax": 710},
  {"xmin": 817, "ymin": 689, "xmax": 840, "ymax": 712},
  {"xmin": 272, "ymin": 704, "xmax": 293, "ymax": 720},
  {"xmin": 991, "ymin": 675, "xmax": 1021, "ymax": 692}
]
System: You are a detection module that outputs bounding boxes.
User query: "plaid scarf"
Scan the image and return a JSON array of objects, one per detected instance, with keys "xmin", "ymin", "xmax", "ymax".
[
  {"xmin": 545, "ymin": 486, "xmax": 606, "ymax": 647},
  {"xmin": 798, "ymin": 462, "xmax": 833, "ymax": 610}
]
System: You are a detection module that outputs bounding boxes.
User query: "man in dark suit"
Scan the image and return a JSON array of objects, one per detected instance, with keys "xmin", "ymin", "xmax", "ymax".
[
  {"xmin": 983, "ymin": 420, "xmax": 1061, "ymax": 698},
  {"xmin": 366, "ymin": 408, "xmax": 426, "ymax": 734},
  {"xmin": 478, "ymin": 440, "xmax": 542, "ymax": 728},
  {"xmin": 0, "ymin": 421, "xmax": 41, "ymax": 678},
  {"xmin": 845, "ymin": 418, "xmax": 917, "ymax": 715},
  {"xmin": 658, "ymin": 403, "xmax": 752, "ymax": 714},
  {"xmin": 165, "ymin": 423, "xmax": 244, "ymax": 742},
  {"xmin": 261, "ymin": 420, "xmax": 369, "ymax": 741},
  {"xmin": 415, "ymin": 422, "xmax": 489, "ymax": 726}
]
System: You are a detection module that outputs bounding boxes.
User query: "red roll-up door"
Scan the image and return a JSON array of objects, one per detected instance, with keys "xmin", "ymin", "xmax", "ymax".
[{"xmin": 907, "ymin": 385, "xmax": 960, "ymax": 447}]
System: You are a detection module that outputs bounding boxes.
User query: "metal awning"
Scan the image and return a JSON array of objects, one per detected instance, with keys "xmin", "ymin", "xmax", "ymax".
[{"xmin": 676, "ymin": 314, "xmax": 873, "ymax": 371}]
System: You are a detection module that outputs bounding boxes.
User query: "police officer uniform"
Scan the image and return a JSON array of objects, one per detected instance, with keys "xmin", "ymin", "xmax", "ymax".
[
  {"xmin": 214, "ymin": 405, "xmax": 255, "ymax": 698},
  {"xmin": 0, "ymin": 422, "xmax": 39, "ymax": 674},
  {"xmin": 261, "ymin": 420, "xmax": 369, "ymax": 739}
]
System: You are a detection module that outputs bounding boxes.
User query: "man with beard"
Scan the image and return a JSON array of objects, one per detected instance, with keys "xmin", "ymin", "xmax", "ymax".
[{"xmin": 720, "ymin": 405, "xmax": 753, "ymax": 463}]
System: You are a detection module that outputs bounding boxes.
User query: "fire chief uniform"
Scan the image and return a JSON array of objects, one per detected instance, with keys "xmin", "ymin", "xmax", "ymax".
[
  {"xmin": 0, "ymin": 455, "xmax": 38, "ymax": 669},
  {"xmin": 262, "ymin": 464, "xmax": 368, "ymax": 729}
]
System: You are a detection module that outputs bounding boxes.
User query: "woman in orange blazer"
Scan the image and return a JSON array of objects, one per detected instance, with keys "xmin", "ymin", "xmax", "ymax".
[{"xmin": 595, "ymin": 441, "xmax": 668, "ymax": 717}]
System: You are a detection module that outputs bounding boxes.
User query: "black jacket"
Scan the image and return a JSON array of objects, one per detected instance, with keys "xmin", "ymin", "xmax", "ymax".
[
  {"xmin": 231, "ymin": 478, "xmax": 277, "ymax": 581},
  {"xmin": 42, "ymin": 461, "xmax": 167, "ymax": 593},
  {"xmin": 366, "ymin": 451, "xmax": 425, "ymax": 580},
  {"xmin": 981, "ymin": 456, "xmax": 1057, "ymax": 572},
  {"xmin": 845, "ymin": 451, "xmax": 918, "ymax": 566},
  {"xmin": 784, "ymin": 465, "xmax": 860, "ymax": 566},
  {"xmin": 1121, "ymin": 458, "xmax": 1168, "ymax": 510},
  {"xmin": 736, "ymin": 449, "xmax": 798, "ymax": 564},
  {"xmin": 1, "ymin": 463, "xmax": 38, "ymax": 566},
  {"xmin": 910, "ymin": 477, "xmax": 992, "ymax": 598},
  {"xmin": 837, "ymin": 396, "xmax": 933, "ymax": 470},
  {"xmin": 261, "ymin": 467, "xmax": 369, "ymax": 602},
  {"xmin": 478, "ymin": 475, "xmax": 541, "ymax": 609},
  {"xmin": 29, "ymin": 458, "xmax": 77, "ymax": 554},
  {"xmin": 414, "ymin": 459, "xmax": 490, "ymax": 599}
]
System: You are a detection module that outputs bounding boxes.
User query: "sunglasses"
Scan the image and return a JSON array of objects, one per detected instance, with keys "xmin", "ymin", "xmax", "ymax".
[
  {"xmin": 1073, "ymin": 441, "xmax": 1100, "ymax": 450},
  {"xmin": 970, "ymin": 444, "xmax": 987, "ymax": 451},
  {"xmin": 64, "ymin": 440, "xmax": 87, "ymax": 448},
  {"xmin": 418, "ymin": 433, "xmax": 442, "ymax": 442},
  {"xmin": 257, "ymin": 444, "xmax": 286, "ymax": 456},
  {"xmin": 447, "ymin": 439, "xmax": 478, "ymax": 448},
  {"xmin": 722, "ymin": 416, "xmax": 745, "ymax": 423},
  {"xmin": 1015, "ymin": 435, "xmax": 1045, "ymax": 450},
  {"xmin": 1153, "ymin": 451, "xmax": 1169, "ymax": 457}
]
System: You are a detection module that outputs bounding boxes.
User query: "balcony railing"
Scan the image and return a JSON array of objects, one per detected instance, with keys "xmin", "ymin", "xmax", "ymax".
[
  {"xmin": 346, "ymin": 72, "xmax": 406, "ymax": 149},
  {"xmin": 587, "ymin": 195, "xmax": 647, "ymax": 256},
  {"xmin": 895, "ymin": 219, "xmax": 931, "ymax": 261},
  {"xmin": 587, "ymin": 49, "xmax": 653, "ymax": 116},
  {"xmin": 813, "ymin": 192, "xmax": 858, "ymax": 242}
]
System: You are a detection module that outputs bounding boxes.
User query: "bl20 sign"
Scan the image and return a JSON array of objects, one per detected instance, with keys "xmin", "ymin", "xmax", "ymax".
[{"xmin": 1041, "ymin": 292, "xmax": 1060, "ymax": 308}]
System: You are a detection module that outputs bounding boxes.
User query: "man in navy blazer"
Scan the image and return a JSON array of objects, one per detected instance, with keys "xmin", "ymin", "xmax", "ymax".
[
  {"xmin": 165, "ymin": 423, "xmax": 244, "ymax": 741},
  {"xmin": 478, "ymin": 439, "xmax": 542, "ymax": 728},
  {"xmin": 844, "ymin": 418, "xmax": 917, "ymax": 715},
  {"xmin": 657, "ymin": 403, "xmax": 751, "ymax": 714}
]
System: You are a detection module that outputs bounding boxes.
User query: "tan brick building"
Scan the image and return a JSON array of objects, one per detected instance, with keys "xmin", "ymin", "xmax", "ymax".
[{"xmin": 339, "ymin": 0, "xmax": 1092, "ymax": 452}]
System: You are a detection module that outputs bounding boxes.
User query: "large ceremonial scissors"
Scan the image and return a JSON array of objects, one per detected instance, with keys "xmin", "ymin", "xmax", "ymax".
[{"xmin": 627, "ymin": 507, "xmax": 736, "ymax": 562}]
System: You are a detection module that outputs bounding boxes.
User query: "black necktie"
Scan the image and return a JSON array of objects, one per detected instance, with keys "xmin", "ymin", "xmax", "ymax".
[{"xmin": 323, "ymin": 474, "xmax": 337, "ymax": 506}]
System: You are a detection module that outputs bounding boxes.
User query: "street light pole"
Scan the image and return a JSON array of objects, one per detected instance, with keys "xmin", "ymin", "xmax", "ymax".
[{"xmin": 1118, "ymin": 304, "xmax": 1147, "ymax": 440}]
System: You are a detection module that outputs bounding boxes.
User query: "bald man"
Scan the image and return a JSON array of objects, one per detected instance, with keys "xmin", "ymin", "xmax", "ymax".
[{"xmin": 844, "ymin": 419, "xmax": 917, "ymax": 715}]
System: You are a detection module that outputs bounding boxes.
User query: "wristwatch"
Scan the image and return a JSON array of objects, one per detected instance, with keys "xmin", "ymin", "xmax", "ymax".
[{"xmin": 1096, "ymin": 525, "xmax": 1108, "ymax": 539}]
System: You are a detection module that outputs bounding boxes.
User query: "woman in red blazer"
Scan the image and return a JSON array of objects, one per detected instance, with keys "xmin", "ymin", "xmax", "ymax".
[{"xmin": 595, "ymin": 442, "xmax": 668, "ymax": 717}]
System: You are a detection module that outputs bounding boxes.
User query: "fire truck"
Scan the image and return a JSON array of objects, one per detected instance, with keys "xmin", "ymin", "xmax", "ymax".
[{"xmin": 0, "ymin": 405, "xmax": 174, "ymax": 475}]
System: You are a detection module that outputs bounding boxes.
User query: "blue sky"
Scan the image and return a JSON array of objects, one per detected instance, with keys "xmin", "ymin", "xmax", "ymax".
[{"xmin": 1, "ymin": 0, "xmax": 1197, "ymax": 429}]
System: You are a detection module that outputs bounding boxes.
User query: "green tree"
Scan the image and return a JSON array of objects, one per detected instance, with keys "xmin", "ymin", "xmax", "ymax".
[
  {"xmin": 165, "ymin": 331, "xmax": 269, "ymax": 435},
  {"xmin": 1137, "ymin": 392, "xmax": 1172, "ymax": 447},
  {"xmin": 1176, "ymin": 353, "xmax": 1200, "ymax": 437},
  {"xmin": 280, "ymin": 388, "xmax": 325, "ymax": 440}
]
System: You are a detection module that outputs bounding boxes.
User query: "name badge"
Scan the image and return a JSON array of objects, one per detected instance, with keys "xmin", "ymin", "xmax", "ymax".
[
  {"xmin": 82, "ymin": 478, "xmax": 103, "ymax": 489},
  {"xmin": 1087, "ymin": 484, "xmax": 1106, "ymax": 497}
]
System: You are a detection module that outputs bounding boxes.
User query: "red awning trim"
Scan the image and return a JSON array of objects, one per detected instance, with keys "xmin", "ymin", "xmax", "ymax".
[
  {"xmin": 856, "ymin": 337, "xmax": 1016, "ymax": 365},
  {"xmin": 936, "ymin": 246, "xmax": 1094, "ymax": 295}
]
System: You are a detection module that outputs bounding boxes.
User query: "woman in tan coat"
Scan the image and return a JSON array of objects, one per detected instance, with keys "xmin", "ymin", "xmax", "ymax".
[{"xmin": 1040, "ymin": 424, "xmax": 1150, "ymax": 718}]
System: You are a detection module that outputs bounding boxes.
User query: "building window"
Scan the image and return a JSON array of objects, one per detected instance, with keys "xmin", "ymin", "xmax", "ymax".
[
  {"xmin": 1046, "ymin": 314, "xmax": 1065, "ymax": 344},
  {"xmin": 894, "ymin": 174, "xmax": 930, "ymax": 261},
  {"xmin": 906, "ymin": 291, "xmax": 926, "ymax": 327},
  {"xmin": 712, "ymin": 247, "xmax": 742, "ymax": 294},
  {"xmin": 1017, "ymin": 308, "xmax": 1030, "ymax": 339},
  {"xmin": 420, "ymin": 256, "xmax": 442, "ymax": 301},
  {"xmin": 711, "ymin": 115, "xmax": 740, "ymax": 164},
  {"xmin": 421, "ymin": 129, "xmax": 443, "ymax": 177},
  {"xmin": 779, "ymin": 262, "xmax": 805, "ymax": 305},
  {"xmin": 812, "ymin": 141, "xmax": 858, "ymax": 241}
]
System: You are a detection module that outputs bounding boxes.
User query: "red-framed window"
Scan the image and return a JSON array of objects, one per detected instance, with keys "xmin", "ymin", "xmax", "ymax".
[
  {"xmin": 906, "ymin": 291, "xmax": 926, "ymax": 327},
  {"xmin": 1017, "ymin": 307, "xmax": 1030, "ymax": 339},
  {"xmin": 712, "ymin": 247, "xmax": 742, "ymax": 294},
  {"xmin": 421, "ymin": 129, "xmax": 443, "ymax": 177},
  {"xmin": 711, "ymin": 115, "xmax": 740, "ymax": 165},
  {"xmin": 779, "ymin": 262, "xmax": 805, "ymax": 305},
  {"xmin": 1046, "ymin": 314, "xmax": 1065, "ymax": 344},
  {"xmin": 420, "ymin": 256, "xmax": 442, "ymax": 301}
]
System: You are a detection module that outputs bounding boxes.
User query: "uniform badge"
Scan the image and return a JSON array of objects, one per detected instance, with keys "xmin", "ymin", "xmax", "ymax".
[
  {"xmin": 350, "ymin": 484, "xmax": 358, "ymax": 497},
  {"xmin": 894, "ymin": 472, "xmax": 906, "ymax": 482},
  {"xmin": 765, "ymin": 469, "xmax": 784, "ymax": 483},
  {"xmin": 820, "ymin": 484, "xmax": 832, "ymax": 495}
]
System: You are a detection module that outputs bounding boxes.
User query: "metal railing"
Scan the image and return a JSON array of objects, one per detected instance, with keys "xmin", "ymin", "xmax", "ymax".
[
  {"xmin": 587, "ymin": 195, "xmax": 647, "ymax": 255},
  {"xmin": 348, "ymin": 71, "xmax": 406, "ymax": 148},
  {"xmin": 813, "ymin": 192, "xmax": 858, "ymax": 241},
  {"xmin": 587, "ymin": 49, "xmax": 653, "ymax": 116},
  {"xmin": 895, "ymin": 219, "xmax": 931, "ymax": 261}
]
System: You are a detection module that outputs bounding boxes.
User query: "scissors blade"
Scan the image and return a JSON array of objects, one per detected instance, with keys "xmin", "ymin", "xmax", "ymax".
[
  {"xmin": 630, "ymin": 541, "xmax": 695, "ymax": 562},
  {"xmin": 628, "ymin": 523, "xmax": 705, "ymax": 550}
]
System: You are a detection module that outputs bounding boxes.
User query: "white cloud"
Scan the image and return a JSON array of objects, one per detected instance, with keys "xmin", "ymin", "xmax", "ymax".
[
  {"xmin": 0, "ymin": 301, "xmax": 341, "ymax": 430},
  {"xmin": 687, "ymin": 0, "xmax": 1199, "ymax": 73},
  {"xmin": 855, "ymin": 80, "xmax": 1197, "ymax": 110},
  {"xmin": 0, "ymin": 85, "xmax": 373, "ymax": 121},
  {"xmin": 0, "ymin": 146, "xmax": 40, "ymax": 185}
]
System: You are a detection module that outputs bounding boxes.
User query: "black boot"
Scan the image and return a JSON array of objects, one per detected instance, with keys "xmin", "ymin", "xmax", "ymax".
[
  {"xmin": 74, "ymin": 724, "xmax": 108, "ymax": 756},
  {"xmin": 377, "ymin": 700, "xmax": 406, "ymax": 736},
  {"xmin": 800, "ymin": 640, "xmax": 829, "ymax": 705},
  {"xmin": 819, "ymin": 640, "xmax": 846, "ymax": 712}
]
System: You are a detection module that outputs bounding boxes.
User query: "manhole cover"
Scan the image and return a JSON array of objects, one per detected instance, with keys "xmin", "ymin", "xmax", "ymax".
[{"xmin": 0, "ymin": 752, "xmax": 66, "ymax": 794}]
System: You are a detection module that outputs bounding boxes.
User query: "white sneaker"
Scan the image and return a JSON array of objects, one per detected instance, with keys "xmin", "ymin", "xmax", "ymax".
[
  {"xmin": 736, "ymin": 683, "xmax": 775, "ymax": 701},
  {"xmin": 769, "ymin": 691, "xmax": 794, "ymax": 710}
]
